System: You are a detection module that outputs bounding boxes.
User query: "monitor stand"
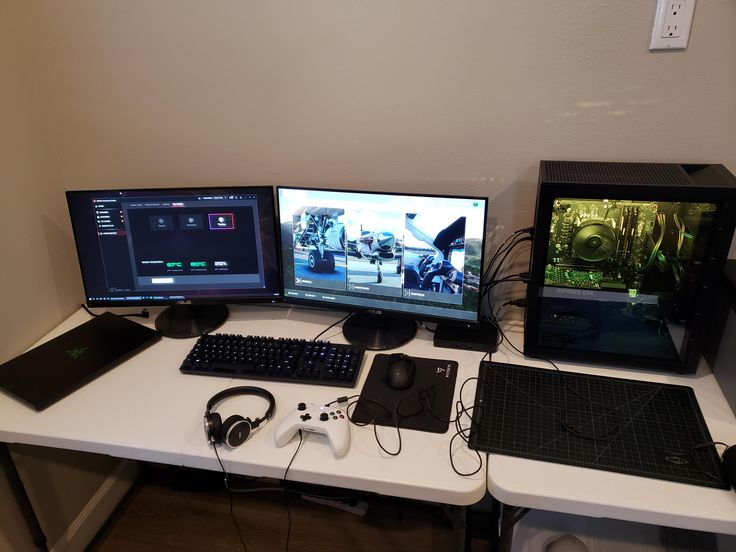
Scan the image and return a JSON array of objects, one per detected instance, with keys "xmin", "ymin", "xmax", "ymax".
[
  {"xmin": 341, "ymin": 312, "xmax": 417, "ymax": 350},
  {"xmin": 154, "ymin": 304, "xmax": 228, "ymax": 338}
]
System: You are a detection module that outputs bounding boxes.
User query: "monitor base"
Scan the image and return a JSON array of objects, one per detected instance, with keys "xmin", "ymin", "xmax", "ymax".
[
  {"xmin": 155, "ymin": 304, "xmax": 228, "ymax": 338},
  {"xmin": 342, "ymin": 312, "xmax": 417, "ymax": 350}
]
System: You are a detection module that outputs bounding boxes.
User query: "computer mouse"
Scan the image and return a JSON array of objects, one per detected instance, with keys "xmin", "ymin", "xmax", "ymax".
[
  {"xmin": 721, "ymin": 446, "xmax": 736, "ymax": 489},
  {"xmin": 384, "ymin": 353, "xmax": 416, "ymax": 390}
]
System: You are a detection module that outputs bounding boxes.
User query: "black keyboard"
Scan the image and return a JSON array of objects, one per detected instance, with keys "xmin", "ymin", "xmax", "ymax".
[{"xmin": 179, "ymin": 333, "xmax": 365, "ymax": 388}]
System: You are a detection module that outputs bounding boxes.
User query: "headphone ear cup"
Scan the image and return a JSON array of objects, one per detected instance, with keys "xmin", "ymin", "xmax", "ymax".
[
  {"xmin": 220, "ymin": 415, "xmax": 251, "ymax": 448},
  {"xmin": 204, "ymin": 412, "xmax": 223, "ymax": 445}
]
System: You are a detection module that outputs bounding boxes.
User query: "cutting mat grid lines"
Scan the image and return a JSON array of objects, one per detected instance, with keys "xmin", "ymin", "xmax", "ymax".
[{"xmin": 469, "ymin": 362, "xmax": 727, "ymax": 489}]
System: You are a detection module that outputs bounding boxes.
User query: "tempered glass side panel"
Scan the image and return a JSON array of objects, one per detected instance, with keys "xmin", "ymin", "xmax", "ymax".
[{"xmin": 535, "ymin": 197, "xmax": 717, "ymax": 361}]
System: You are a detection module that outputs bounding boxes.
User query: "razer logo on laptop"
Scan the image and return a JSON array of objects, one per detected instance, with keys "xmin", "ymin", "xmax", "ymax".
[{"xmin": 66, "ymin": 347, "xmax": 89, "ymax": 360}]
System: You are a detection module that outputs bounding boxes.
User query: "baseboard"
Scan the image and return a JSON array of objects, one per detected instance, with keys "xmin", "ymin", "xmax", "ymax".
[{"xmin": 50, "ymin": 459, "xmax": 139, "ymax": 552}]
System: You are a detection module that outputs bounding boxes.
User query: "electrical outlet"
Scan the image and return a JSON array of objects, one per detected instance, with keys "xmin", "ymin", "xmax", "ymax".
[{"xmin": 650, "ymin": 0, "xmax": 697, "ymax": 51}]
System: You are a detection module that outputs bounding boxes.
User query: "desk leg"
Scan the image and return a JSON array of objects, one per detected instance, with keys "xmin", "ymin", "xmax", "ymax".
[
  {"xmin": 0, "ymin": 443, "xmax": 48, "ymax": 552},
  {"xmin": 443, "ymin": 505, "xmax": 467, "ymax": 552},
  {"xmin": 498, "ymin": 503, "xmax": 530, "ymax": 552}
]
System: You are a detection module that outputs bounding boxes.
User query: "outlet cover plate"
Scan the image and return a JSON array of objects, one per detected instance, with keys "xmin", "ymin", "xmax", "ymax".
[{"xmin": 650, "ymin": 0, "xmax": 697, "ymax": 51}]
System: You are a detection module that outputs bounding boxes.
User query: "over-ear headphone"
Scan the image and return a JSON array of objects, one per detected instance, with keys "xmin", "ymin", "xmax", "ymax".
[{"xmin": 203, "ymin": 386, "xmax": 276, "ymax": 448}]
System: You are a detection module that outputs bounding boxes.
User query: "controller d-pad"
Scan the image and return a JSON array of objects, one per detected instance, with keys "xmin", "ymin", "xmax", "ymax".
[{"xmin": 300, "ymin": 413, "xmax": 312, "ymax": 421}]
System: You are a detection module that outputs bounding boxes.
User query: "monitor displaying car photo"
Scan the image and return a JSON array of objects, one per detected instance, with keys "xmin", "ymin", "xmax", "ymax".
[{"xmin": 277, "ymin": 187, "xmax": 487, "ymax": 323}]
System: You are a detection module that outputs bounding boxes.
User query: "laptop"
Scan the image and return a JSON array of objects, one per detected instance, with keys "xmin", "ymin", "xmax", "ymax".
[{"xmin": 0, "ymin": 312, "xmax": 161, "ymax": 411}]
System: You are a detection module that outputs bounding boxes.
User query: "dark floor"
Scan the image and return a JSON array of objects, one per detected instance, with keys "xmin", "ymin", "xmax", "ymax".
[{"xmin": 90, "ymin": 465, "xmax": 491, "ymax": 552}]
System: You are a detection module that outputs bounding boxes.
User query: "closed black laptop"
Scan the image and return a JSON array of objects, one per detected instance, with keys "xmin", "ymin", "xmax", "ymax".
[{"xmin": 0, "ymin": 312, "xmax": 161, "ymax": 411}]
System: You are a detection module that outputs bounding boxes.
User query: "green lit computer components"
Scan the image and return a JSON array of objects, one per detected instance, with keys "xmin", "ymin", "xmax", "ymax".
[
  {"xmin": 544, "ymin": 198, "xmax": 716, "ymax": 296},
  {"xmin": 524, "ymin": 161, "xmax": 736, "ymax": 374}
]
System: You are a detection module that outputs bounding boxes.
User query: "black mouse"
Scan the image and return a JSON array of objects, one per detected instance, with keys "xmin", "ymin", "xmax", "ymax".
[
  {"xmin": 384, "ymin": 353, "xmax": 416, "ymax": 390},
  {"xmin": 721, "ymin": 446, "xmax": 736, "ymax": 489}
]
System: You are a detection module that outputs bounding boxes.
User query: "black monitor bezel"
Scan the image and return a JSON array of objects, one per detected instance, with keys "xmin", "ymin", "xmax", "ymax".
[
  {"xmin": 66, "ymin": 186, "xmax": 283, "ymax": 309},
  {"xmin": 275, "ymin": 185, "xmax": 489, "ymax": 329}
]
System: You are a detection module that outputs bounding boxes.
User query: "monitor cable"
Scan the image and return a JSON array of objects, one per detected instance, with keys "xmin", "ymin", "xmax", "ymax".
[
  {"xmin": 312, "ymin": 313, "xmax": 352, "ymax": 341},
  {"xmin": 81, "ymin": 304, "xmax": 149, "ymax": 319}
]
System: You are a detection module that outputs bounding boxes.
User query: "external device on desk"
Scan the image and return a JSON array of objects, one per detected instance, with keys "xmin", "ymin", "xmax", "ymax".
[
  {"xmin": 433, "ymin": 320, "xmax": 499, "ymax": 353},
  {"xmin": 384, "ymin": 353, "xmax": 416, "ymax": 390},
  {"xmin": 524, "ymin": 161, "xmax": 736, "ymax": 374},
  {"xmin": 352, "ymin": 353, "xmax": 459, "ymax": 433},
  {"xmin": 469, "ymin": 361, "xmax": 730, "ymax": 489},
  {"xmin": 66, "ymin": 187, "xmax": 281, "ymax": 338},
  {"xmin": 276, "ymin": 187, "xmax": 488, "ymax": 349},
  {"xmin": 203, "ymin": 386, "xmax": 275, "ymax": 448},
  {"xmin": 180, "ymin": 333, "xmax": 365, "ymax": 388},
  {"xmin": 0, "ymin": 312, "xmax": 160, "ymax": 411},
  {"xmin": 274, "ymin": 401, "xmax": 350, "ymax": 458}
]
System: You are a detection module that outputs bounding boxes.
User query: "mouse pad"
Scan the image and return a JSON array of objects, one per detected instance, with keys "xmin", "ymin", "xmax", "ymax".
[
  {"xmin": 469, "ymin": 361, "xmax": 729, "ymax": 489},
  {"xmin": 351, "ymin": 354, "xmax": 458, "ymax": 434}
]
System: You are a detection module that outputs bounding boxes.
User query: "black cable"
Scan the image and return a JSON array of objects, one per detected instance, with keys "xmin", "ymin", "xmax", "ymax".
[
  {"xmin": 283, "ymin": 430, "xmax": 304, "ymax": 552},
  {"xmin": 213, "ymin": 445, "xmax": 248, "ymax": 552},
  {"xmin": 486, "ymin": 236, "xmax": 532, "ymax": 289},
  {"xmin": 312, "ymin": 313, "xmax": 352, "ymax": 341},
  {"xmin": 347, "ymin": 398, "xmax": 402, "ymax": 456},
  {"xmin": 482, "ymin": 227, "xmax": 533, "ymax": 283},
  {"xmin": 683, "ymin": 441, "xmax": 731, "ymax": 483},
  {"xmin": 81, "ymin": 304, "xmax": 149, "ymax": 319}
]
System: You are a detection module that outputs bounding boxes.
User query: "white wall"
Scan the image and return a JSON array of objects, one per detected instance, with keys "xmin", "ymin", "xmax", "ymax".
[{"xmin": 1, "ymin": 1, "xmax": 735, "ymax": 549}]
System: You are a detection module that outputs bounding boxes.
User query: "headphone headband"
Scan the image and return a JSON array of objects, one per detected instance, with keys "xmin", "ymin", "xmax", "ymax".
[{"xmin": 206, "ymin": 386, "xmax": 276, "ymax": 427}]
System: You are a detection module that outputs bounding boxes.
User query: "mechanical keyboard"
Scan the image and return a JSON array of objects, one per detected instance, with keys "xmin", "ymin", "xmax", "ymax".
[{"xmin": 179, "ymin": 333, "xmax": 365, "ymax": 388}]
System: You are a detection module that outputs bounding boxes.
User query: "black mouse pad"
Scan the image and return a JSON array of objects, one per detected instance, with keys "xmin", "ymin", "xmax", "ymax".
[
  {"xmin": 351, "ymin": 354, "xmax": 459, "ymax": 434},
  {"xmin": 469, "ymin": 361, "xmax": 728, "ymax": 489}
]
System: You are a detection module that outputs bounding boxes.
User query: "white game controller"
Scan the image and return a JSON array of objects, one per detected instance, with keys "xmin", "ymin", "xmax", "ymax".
[{"xmin": 274, "ymin": 402, "xmax": 350, "ymax": 458}]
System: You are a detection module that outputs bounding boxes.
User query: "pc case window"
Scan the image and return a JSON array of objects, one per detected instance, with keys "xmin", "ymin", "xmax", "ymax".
[{"xmin": 537, "ymin": 197, "xmax": 717, "ymax": 361}]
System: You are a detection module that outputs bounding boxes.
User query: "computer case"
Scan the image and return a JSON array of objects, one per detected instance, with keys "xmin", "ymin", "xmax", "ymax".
[{"xmin": 524, "ymin": 161, "xmax": 736, "ymax": 374}]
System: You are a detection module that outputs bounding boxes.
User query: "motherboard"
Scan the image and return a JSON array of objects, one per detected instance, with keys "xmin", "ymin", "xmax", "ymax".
[{"xmin": 544, "ymin": 198, "xmax": 716, "ymax": 294}]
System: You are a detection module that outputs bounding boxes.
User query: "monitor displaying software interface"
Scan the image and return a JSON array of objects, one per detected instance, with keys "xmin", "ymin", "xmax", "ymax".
[
  {"xmin": 277, "ymin": 187, "xmax": 488, "ymax": 324},
  {"xmin": 66, "ymin": 187, "xmax": 281, "ymax": 306}
]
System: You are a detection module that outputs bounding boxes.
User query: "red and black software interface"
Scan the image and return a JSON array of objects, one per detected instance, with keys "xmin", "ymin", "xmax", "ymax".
[{"xmin": 68, "ymin": 189, "xmax": 279, "ymax": 303}]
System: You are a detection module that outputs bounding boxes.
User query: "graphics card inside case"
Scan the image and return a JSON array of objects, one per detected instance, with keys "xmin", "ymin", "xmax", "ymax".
[{"xmin": 524, "ymin": 161, "xmax": 736, "ymax": 373}]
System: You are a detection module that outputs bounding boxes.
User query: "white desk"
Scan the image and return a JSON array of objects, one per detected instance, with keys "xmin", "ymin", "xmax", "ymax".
[
  {"xmin": 3, "ymin": 307, "xmax": 736, "ymax": 549},
  {"xmin": 487, "ymin": 322, "xmax": 736, "ymax": 538},
  {"xmin": 0, "ymin": 305, "xmax": 487, "ymax": 508}
]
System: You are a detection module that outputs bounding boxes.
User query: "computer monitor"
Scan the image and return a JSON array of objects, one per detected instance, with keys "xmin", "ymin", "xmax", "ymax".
[
  {"xmin": 66, "ymin": 187, "xmax": 281, "ymax": 337},
  {"xmin": 276, "ymin": 186, "xmax": 488, "ymax": 349}
]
